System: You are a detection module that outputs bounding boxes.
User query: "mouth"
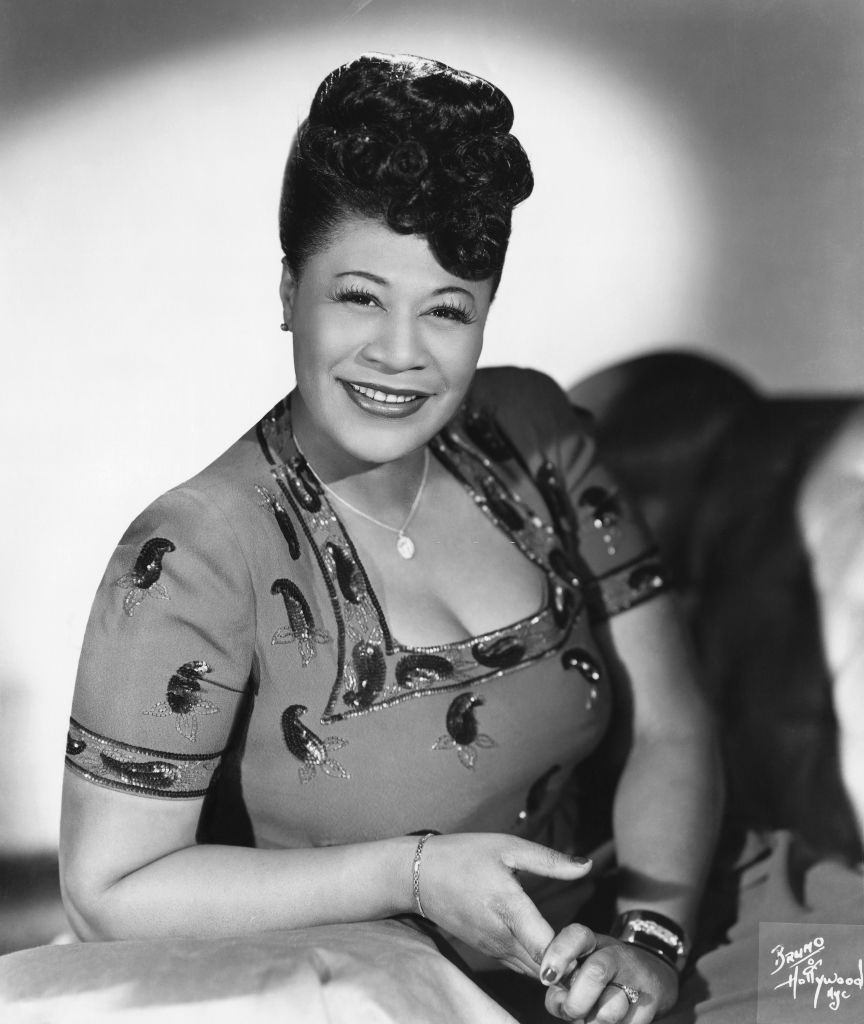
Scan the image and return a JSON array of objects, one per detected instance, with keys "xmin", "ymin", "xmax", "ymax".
[
  {"xmin": 339, "ymin": 379, "xmax": 433, "ymax": 419},
  {"xmin": 345, "ymin": 381, "xmax": 430, "ymax": 403}
]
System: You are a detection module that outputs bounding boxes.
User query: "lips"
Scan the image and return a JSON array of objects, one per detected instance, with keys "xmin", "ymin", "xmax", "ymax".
[{"xmin": 339, "ymin": 379, "xmax": 432, "ymax": 419}]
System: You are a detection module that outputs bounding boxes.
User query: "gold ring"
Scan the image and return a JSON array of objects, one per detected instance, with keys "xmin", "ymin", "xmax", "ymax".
[{"xmin": 610, "ymin": 981, "xmax": 640, "ymax": 1005}]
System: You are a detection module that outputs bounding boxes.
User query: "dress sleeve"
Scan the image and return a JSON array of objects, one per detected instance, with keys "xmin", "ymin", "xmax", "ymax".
[
  {"xmin": 66, "ymin": 485, "xmax": 256, "ymax": 798},
  {"xmin": 547, "ymin": 380, "xmax": 672, "ymax": 621}
]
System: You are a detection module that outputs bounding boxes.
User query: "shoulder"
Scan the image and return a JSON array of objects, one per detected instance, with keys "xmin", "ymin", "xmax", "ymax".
[
  {"xmin": 467, "ymin": 365, "xmax": 595, "ymax": 467},
  {"xmin": 117, "ymin": 420, "xmax": 273, "ymax": 564},
  {"xmin": 469, "ymin": 365, "xmax": 564, "ymax": 405}
]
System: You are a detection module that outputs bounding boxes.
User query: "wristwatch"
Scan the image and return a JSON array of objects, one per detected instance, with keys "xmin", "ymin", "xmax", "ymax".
[{"xmin": 611, "ymin": 909, "xmax": 689, "ymax": 973}]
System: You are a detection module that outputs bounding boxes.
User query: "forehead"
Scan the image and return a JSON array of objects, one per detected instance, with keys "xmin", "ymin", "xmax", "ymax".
[{"xmin": 307, "ymin": 216, "xmax": 488, "ymax": 296}]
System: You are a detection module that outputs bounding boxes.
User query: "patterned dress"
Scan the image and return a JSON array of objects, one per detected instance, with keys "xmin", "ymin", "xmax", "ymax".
[{"xmin": 66, "ymin": 367, "xmax": 669, "ymax": 852}]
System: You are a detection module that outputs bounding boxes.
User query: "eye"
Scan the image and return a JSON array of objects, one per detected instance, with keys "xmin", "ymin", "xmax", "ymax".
[
  {"xmin": 332, "ymin": 285, "xmax": 381, "ymax": 308},
  {"xmin": 427, "ymin": 301, "xmax": 477, "ymax": 325}
]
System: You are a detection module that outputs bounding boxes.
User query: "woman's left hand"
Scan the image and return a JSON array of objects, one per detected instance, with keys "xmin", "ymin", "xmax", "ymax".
[{"xmin": 540, "ymin": 926, "xmax": 679, "ymax": 1022}]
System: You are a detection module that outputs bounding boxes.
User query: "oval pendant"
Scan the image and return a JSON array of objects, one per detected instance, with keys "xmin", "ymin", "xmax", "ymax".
[{"xmin": 396, "ymin": 534, "xmax": 415, "ymax": 559}]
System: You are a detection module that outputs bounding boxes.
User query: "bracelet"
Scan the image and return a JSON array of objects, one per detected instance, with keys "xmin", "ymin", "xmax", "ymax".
[
  {"xmin": 411, "ymin": 832, "xmax": 436, "ymax": 919},
  {"xmin": 611, "ymin": 910, "xmax": 688, "ymax": 973}
]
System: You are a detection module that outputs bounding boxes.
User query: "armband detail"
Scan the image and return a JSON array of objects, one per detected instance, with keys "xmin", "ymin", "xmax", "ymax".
[
  {"xmin": 583, "ymin": 550, "xmax": 671, "ymax": 620},
  {"xmin": 65, "ymin": 718, "xmax": 222, "ymax": 798}
]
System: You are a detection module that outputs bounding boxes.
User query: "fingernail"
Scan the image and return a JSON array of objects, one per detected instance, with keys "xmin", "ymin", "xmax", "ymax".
[
  {"xmin": 541, "ymin": 966, "xmax": 559, "ymax": 984},
  {"xmin": 570, "ymin": 855, "xmax": 591, "ymax": 866}
]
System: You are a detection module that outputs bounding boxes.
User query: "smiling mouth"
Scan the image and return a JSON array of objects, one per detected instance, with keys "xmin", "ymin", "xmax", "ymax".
[{"xmin": 343, "ymin": 381, "xmax": 429, "ymax": 405}]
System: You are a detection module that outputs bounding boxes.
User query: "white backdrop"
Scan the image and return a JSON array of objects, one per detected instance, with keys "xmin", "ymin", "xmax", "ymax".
[{"xmin": 2, "ymin": 0, "xmax": 861, "ymax": 849}]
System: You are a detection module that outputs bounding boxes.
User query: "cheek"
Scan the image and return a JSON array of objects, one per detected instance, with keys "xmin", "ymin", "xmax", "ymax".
[
  {"xmin": 291, "ymin": 312, "xmax": 349, "ymax": 379},
  {"xmin": 437, "ymin": 330, "xmax": 484, "ymax": 387}
]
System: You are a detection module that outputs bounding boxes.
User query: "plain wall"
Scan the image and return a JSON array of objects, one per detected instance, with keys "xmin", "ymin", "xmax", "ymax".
[{"xmin": 1, "ymin": 0, "xmax": 862, "ymax": 850}]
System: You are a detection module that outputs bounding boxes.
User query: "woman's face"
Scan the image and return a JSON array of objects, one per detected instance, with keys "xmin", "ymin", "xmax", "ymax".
[{"xmin": 282, "ymin": 216, "xmax": 494, "ymax": 472}]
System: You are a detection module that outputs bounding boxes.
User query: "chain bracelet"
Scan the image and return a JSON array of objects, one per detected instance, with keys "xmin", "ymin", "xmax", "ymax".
[{"xmin": 411, "ymin": 832, "xmax": 436, "ymax": 919}]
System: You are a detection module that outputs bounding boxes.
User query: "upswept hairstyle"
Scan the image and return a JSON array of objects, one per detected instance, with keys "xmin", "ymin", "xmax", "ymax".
[{"xmin": 278, "ymin": 53, "xmax": 534, "ymax": 289}]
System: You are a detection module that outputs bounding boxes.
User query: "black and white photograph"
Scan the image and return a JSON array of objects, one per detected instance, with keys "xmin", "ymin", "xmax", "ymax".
[{"xmin": 1, "ymin": 2, "xmax": 862, "ymax": 1021}]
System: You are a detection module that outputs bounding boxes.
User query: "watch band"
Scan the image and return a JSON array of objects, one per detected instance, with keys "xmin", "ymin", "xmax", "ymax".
[{"xmin": 611, "ymin": 909, "xmax": 688, "ymax": 973}]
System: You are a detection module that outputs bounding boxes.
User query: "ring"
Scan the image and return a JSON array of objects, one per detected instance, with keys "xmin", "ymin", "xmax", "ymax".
[{"xmin": 610, "ymin": 982, "xmax": 640, "ymax": 1005}]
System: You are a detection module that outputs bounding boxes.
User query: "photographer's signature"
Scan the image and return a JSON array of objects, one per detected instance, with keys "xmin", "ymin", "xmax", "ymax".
[{"xmin": 771, "ymin": 936, "xmax": 863, "ymax": 1013}]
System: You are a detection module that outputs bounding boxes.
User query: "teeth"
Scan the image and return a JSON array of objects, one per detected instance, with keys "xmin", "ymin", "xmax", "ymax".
[{"xmin": 349, "ymin": 383, "xmax": 419, "ymax": 405}]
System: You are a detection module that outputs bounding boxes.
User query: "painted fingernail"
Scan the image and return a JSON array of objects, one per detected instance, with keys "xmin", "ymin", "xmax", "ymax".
[
  {"xmin": 570, "ymin": 855, "xmax": 591, "ymax": 866},
  {"xmin": 541, "ymin": 966, "xmax": 559, "ymax": 984}
]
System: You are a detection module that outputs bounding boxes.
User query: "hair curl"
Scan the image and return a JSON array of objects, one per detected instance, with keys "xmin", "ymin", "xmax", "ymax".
[{"xmin": 279, "ymin": 53, "xmax": 533, "ymax": 288}]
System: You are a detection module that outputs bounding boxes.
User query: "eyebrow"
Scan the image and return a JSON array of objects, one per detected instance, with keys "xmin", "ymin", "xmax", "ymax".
[{"xmin": 335, "ymin": 271, "xmax": 476, "ymax": 301}]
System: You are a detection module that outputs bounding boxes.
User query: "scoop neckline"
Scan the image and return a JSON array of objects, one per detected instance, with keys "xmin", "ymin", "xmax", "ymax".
[
  {"xmin": 280, "ymin": 397, "xmax": 558, "ymax": 655},
  {"xmin": 380, "ymin": 457, "xmax": 552, "ymax": 654}
]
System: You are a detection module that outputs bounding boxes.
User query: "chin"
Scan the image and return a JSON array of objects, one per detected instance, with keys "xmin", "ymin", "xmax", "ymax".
[
  {"xmin": 334, "ymin": 391, "xmax": 456, "ymax": 458},
  {"xmin": 334, "ymin": 422, "xmax": 434, "ymax": 466}
]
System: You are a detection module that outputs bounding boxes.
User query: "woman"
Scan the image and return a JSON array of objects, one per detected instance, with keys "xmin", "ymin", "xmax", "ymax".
[{"xmin": 61, "ymin": 54, "xmax": 721, "ymax": 1023}]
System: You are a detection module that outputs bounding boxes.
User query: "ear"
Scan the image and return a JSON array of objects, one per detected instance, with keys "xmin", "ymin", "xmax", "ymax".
[{"xmin": 279, "ymin": 260, "xmax": 298, "ymax": 331}]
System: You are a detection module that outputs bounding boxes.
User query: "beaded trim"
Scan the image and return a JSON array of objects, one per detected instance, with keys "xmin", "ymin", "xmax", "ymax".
[
  {"xmin": 257, "ymin": 401, "xmax": 582, "ymax": 724},
  {"xmin": 256, "ymin": 393, "xmax": 667, "ymax": 723},
  {"xmin": 65, "ymin": 718, "xmax": 222, "ymax": 798},
  {"xmin": 584, "ymin": 550, "xmax": 671, "ymax": 620}
]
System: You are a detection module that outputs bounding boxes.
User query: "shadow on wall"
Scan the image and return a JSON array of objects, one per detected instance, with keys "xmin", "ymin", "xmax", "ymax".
[{"xmin": 572, "ymin": 351, "xmax": 863, "ymax": 866}]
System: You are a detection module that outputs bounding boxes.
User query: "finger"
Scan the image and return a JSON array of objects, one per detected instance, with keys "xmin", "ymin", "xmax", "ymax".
[
  {"xmin": 544, "ymin": 983, "xmax": 572, "ymax": 1021},
  {"xmin": 585, "ymin": 985, "xmax": 633, "ymax": 1023},
  {"xmin": 559, "ymin": 949, "xmax": 619, "ymax": 1022},
  {"xmin": 540, "ymin": 923, "xmax": 597, "ymax": 986},
  {"xmin": 502, "ymin": 888, "xmax": 558, "ymax": 974},
  {"xmin": 499, "ymin": 954, "xmax": 535, "ymax": 977},
  {"xmin": 501, "ymin": 839, "xmax": 592, "ymax": 882}
]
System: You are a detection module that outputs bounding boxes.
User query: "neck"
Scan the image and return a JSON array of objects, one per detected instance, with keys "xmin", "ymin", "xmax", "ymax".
[{"xmin": 290, "ymin": 390, "xmax": 431, "ymax": 514}]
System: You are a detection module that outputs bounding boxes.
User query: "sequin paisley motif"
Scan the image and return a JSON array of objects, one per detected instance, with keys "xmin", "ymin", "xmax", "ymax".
[
  {"xmin": 281, "ymin": 705, "xmax": 349, "ymax": 783},
  {"xmin": 256, "ymin": 485, "xmax": 300, "ymax": 560},
  {"xmin": 143, "ymin": 660, "xmax": 220, "ymax": 742},
  {"xmin": 271, "ymin": 579, "xmax": 331, "ymax": 666},
  {"xmin": 113, "ymin": 537, "xmax": 175, "ymax": 615},
  {"xmin": 561, "ymin": 647, "xmax": 603, "ymax": 709},
  {"xmin": 433, "ymin": 693, "xmax": 496, "ymax": 770}
]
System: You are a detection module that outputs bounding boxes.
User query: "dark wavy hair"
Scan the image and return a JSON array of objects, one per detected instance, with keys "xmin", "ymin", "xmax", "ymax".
[{"xmin": 279, "ymin": 53, "xmax": 533, "ymax": 291}]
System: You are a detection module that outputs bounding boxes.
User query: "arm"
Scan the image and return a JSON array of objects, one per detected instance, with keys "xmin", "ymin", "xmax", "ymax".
[
  {"xmin": 523, "ymin": 377, "xmax": 722, "ymax": 1018},
  {"xmin": 61, "ymin": 772, "xmax": 591, "ymax": 974},
  {"xmin": 601, "ymin": 591, "xmax": 723, "ymax": 939},
  {"xmin": 540, "ymin": 594, "xmax": 722, "ymax": 1022},
  {"xmin": 60, "ymin": 773, "xmax": 417, "ymax": 939}
]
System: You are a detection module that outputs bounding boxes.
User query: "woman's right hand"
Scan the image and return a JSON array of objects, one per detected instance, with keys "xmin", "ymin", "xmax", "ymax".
[{"xmin": 412, "ymin": 833, "xmax": 592, "ymax": 976}]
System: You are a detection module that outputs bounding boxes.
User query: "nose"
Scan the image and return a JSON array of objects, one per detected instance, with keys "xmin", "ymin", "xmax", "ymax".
[{"xmin": 359, "ymin": 311, "xmax": 427, "ymax": 374}]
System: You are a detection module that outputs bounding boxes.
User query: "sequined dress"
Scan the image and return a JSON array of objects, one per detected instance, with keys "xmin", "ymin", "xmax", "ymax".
[{"xmin": 66, "ymin": 368, "xmax": 669, "ymax": 851}]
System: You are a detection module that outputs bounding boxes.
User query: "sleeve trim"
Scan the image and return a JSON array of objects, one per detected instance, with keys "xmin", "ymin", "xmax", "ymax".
[
  {"xmin": 65, "ymin": 717, "xmax": 223, "ymax": 799},
  {"xmin": 69, "ymin": 717, "xmax": 224, "ymax": 760},
  {"xmin": 584, "ymin": 545, "xmax": 662, "ymax": 584}
]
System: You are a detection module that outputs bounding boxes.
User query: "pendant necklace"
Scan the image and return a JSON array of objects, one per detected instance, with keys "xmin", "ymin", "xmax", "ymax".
[{"xmin": 290, "ymin": 426, "xmax": 430, "ymax": 560}]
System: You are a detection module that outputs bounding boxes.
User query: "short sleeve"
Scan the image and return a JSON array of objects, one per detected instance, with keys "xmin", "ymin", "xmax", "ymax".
[
  {"xmin": 66, "ymin": 485, "xmax": 256, "ymax": 798},
  {"xmin": 552, "ymin": 388, "xmax": 671, "ymax": 621}
]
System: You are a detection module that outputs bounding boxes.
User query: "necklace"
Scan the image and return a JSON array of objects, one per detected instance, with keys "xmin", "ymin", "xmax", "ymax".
[{"xmin": 291, "ymin": 427, "xmax": 430, "ymax": 560}]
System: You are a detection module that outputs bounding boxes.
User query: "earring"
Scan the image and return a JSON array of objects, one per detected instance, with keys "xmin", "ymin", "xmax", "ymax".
[{"xmin": 280, "ymin": 323, "xmax": 289, "ymax": 332}]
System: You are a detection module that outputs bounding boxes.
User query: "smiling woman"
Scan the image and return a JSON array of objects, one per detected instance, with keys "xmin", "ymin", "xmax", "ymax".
[
  {"xmin": 55, "ymin": 53, "xmax": 722, "ymax": 1023},
  {"xmin": 284, "ymin": 217, "xmax": 491, "ymax": 471}
]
